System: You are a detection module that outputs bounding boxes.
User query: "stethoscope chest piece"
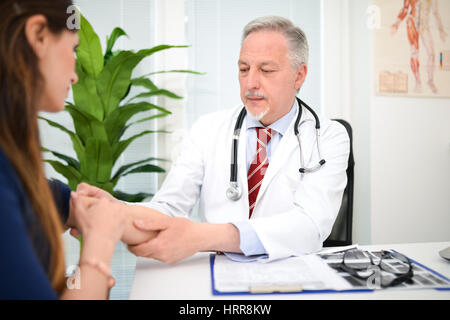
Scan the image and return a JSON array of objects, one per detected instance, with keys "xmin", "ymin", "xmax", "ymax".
[{"xmin": 226, "ymin": 182, "xmax": 242, "ymax": 201}]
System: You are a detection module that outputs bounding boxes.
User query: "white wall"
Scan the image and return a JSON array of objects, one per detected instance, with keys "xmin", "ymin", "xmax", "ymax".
[
  {"xmin": 323, "ymin": 0, "xmax": 372, "ymax": 244},
  {"xmin": 151, "ymin": 0, "xmax": 187, "ymax": 186},
  {"xmin": 324, "ymin": 0, "xmax": 450, "ymax": 244}
]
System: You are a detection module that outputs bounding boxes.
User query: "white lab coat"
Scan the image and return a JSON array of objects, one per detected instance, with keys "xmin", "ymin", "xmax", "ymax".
[{"xmin": 145, "ymin": 104, "xmax": 350, "ymax": 262}]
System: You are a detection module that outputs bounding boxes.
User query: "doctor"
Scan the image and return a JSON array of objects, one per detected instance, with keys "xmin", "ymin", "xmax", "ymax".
[{"xmin": 76, "ymin": 16, "xmax": 350, "ymax": 263}]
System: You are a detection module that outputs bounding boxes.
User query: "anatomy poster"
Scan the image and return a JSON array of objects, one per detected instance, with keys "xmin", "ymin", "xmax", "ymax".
[{"xmin": 373, "ymin": 0, "xmax": 450, "ymax": 97}]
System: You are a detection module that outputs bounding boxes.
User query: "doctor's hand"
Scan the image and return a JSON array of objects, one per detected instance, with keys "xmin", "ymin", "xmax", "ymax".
[
  {"xmin": 127, "ymin": 216, "xmax": 242, "ymax": 264},
  {"xmin": 127, "ymin": 215, "xmax": 204, "ymax": 264}
]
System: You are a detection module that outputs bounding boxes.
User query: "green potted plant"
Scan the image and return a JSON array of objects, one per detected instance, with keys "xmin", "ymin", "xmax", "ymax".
[{"xmin": 41, "ymin": 15, "xmax": 199, "ymax": 202}]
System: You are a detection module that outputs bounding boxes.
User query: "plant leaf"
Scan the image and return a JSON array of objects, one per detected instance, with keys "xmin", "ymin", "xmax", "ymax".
[
  {"xmin": 77, "ymin": 15, "xmax": 104, "ymax": 78},
  {"xmin": 97, "ymin": 45, "xmax": 188, "ymax": 117},
  {"xmin": 39, "ymin": 116, "xmax": 86, "ymax": 166},
  {"xmin": 42, "ymin": 147, "xmax": 80, "ymax": 170},
  {"xmin": 44, "ymin": 160, "xmax": 82, "ymax": 190},
  {"xmin": 113, "ymin": 190, "xmax": 153, "ymax": 203},
  {"xmin": 72, "ymin": 61, "xmax": 104, "ymax": 120},
  {"xmin": 129, "ymin": 88, "xmax": 183, "ymax": 101},
  {"xmin": 111, "ymin": 157, "xmax": 167, "ymax": 182},
  {"xmin": 130, "ymin": 77, "xmax": 158, "ymax": 91},
  {"xmin": 112, "ymin": 130, "xmax": 158, "ymax": 163},
  {"xmin": 143, "ymin": 69, "xmax": 205, "ymax": 76},
  {"xmin": 104, "ymin": 102, "xmax": 170, "ymax": 143},
  {"xmin": 96, "ymin": 50, "xmax": 139, "ymax": 117},
  {"xmin": 105, "ymin": 27, "xmax": 128, "ymax": 60},
  {"xmin": 82, "ymin": 138, "xmax": 113, "ymax": 183},
  {"xmin": 135, "ymin": 45, "xmax": 189, "ymax": 58},
  {"xmin": 65, "ymin": 102, "xmax": 108, "ymax": 143},
  {"xmin": 124, "ymin": 111, "xmax": 171, "ymax": 130},
  {"xmin": 122, "ymin": 164, "xmax": 165, "ymax": 176}
]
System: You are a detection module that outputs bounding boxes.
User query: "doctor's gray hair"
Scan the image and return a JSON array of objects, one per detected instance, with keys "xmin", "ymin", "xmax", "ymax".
[{"xmin": 242, "ymin": 16, "xmax": 309, "ymax": 69}]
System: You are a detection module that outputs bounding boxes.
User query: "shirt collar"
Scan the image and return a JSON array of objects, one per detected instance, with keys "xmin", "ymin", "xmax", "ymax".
[{"xmin": 245, "ymin": 98, "xmax": 298, "ymax": 137}]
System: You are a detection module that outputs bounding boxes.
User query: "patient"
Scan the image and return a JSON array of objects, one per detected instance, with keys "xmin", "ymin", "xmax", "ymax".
[{"xmin": 0, "ymin": 0, "xmax": 157, "ymax": 299}]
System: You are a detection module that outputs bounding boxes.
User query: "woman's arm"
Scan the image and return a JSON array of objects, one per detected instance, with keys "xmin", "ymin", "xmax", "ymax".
[
  {"xmin": 61, "ymin": 195, "xmax": 126, "ymax": 299},
  {"xmin": 47, "ymin": 179, "xmax": 72, "ymax": 229},
  {"xmin": 121, "ymin": 204, "xmax": 162, "ymax": 245},
  {"xmin": 73, "ymin": 183, "xmax": 161, "ymax": 245},
  {"xmin": 60, "ymin": 234, "xmax": 115, "ymax": 300}
]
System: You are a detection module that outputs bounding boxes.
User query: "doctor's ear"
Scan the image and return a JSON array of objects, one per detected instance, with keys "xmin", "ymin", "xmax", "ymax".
[
  {"xmin": 294, "ymin": 63, "xmax": 308, "ymax": 91},
  {"xmin": 24, "ymin": 15, "xmax": 51, "ymax": 59}
]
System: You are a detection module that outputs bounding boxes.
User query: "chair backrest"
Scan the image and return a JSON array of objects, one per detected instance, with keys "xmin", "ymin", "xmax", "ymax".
[{"xmin": 323, "ymin": 119, "xmax": 355, "ymax": 247}]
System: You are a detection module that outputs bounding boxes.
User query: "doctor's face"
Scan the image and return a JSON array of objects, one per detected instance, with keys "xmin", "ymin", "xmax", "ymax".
[{"xmin": 238, "ymin": 30, "xmax": 307, "ymax": 126}]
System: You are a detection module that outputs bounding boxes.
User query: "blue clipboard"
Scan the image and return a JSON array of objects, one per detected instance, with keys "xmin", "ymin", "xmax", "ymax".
[
  {"xmin": 209, "ymin": 253, "xmax": 450, "ymax": 296},
  {"xmin": 209, "ymin": 254, "xmax": 371, "ymax": 296}
]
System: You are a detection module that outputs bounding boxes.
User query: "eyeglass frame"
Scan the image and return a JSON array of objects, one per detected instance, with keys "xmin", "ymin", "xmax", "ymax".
[{"xmin": 339, "ymin": 249, "xmax": 414, "ymax": 288}]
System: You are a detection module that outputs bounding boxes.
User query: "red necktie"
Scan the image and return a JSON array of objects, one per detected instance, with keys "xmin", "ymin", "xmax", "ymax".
[{"xmin": 248, "ymin": 128, "xmax": 272, "ymax": 218}]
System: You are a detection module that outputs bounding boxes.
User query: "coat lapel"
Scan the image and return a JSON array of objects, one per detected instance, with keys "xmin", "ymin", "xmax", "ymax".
[{"xmin": 254, "ymin": 106, "xmax": 316, "ymax": 209}]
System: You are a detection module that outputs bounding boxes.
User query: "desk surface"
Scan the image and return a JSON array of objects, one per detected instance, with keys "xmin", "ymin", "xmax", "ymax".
[{"xmin": 129, "ymin": 242, "xmax": 450, "ymax": 300}]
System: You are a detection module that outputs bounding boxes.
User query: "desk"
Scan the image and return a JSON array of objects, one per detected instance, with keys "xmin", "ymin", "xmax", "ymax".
[{"xmin": 129, "ymin": 242, "xmax": 450, "ymax": 300}]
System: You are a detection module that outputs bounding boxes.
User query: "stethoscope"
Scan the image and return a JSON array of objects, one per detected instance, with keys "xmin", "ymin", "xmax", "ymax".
[{"xmin": 226, "ymin": 97, "xmax": 326, "ymax": 201}]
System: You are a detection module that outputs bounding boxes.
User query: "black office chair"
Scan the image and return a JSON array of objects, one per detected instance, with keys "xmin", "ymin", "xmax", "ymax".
[{"xmin": 323, "ymin": 119, "xmax": 354, "ymax": 247}]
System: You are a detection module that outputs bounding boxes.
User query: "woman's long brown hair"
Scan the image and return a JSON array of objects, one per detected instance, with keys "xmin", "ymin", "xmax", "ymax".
[{"xmin": 0, "ymin": 0, "xmax": 75, "ymax": 294}]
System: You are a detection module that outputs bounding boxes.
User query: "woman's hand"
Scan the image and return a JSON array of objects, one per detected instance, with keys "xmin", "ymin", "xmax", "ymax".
[
  {"xmin": 68, "ymin": 183, "xmax": 119, "ymax": 238},
  {"xmin": 69, "ymin": 182, "xmax": 164, "ymax": 247},
  {"xmin": 70, "ymin": 192, "xmax": 126, "ymax": 245},
  {"xmin": 76, "ymin": 182, "xmax": 117, "ymax": 202},
  {"xmin": 65, "ymin": 192, "xmax": 127, "ymax": 299}
]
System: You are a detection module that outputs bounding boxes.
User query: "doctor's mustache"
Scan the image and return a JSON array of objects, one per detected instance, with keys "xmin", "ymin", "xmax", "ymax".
[{"xmin": 244, "ymin": 91, "xmax": 268, "ymax": 99}]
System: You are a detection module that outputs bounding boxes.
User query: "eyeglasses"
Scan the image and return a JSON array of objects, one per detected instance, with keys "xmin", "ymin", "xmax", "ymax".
[{"xmin": 340, "ymin": 249, "xmax": 414, "ymax": 288}]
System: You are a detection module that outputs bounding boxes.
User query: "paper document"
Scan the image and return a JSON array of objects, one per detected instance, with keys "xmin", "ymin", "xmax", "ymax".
[{"xmin": 213, "ymin": 254, "xmax": 352, "ymax": 293}]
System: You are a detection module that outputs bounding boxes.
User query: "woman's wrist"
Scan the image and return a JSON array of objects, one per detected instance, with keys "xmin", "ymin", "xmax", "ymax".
[
  {"xmin": 79, "ymin": 258, "xmax": 115, "ymax": 288},
  {"xmin": 80, "ymin": 234, "xmax": 116, "ymax": 266}
]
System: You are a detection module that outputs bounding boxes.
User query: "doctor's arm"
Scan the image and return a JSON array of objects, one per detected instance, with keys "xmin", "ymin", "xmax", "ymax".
[
  {"xmin": 72, "ymin": 183, "xmax": 244, "ymax": 262},
  {"xmin": 70, "ymin": 185, "xmax": 241, "ymax": 261},
  {"xmin": 128, "ymin": 216, "xmax": 242, "ymax": 264}
]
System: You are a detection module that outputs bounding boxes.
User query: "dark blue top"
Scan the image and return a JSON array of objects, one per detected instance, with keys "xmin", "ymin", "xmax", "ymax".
[{"xmin": 0, "ymin": 147, "xmax": 71, "ymax": 300}]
